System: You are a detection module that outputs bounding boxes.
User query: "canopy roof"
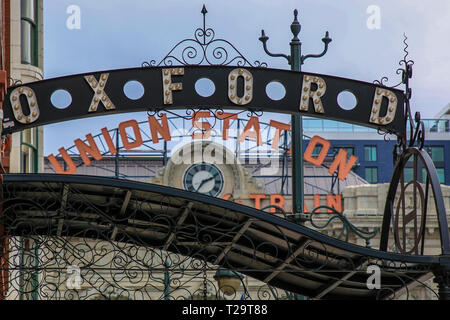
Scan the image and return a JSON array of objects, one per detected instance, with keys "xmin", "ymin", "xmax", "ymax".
[{"xmin": 1, "ymin": 173, "xmax": 436, "ymax": 299}]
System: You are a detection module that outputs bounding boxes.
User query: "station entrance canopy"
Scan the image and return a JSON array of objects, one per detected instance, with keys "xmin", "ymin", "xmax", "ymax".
[{"xmin": 0, "ymin": 6, "xmax": 449, "ymax": 300}]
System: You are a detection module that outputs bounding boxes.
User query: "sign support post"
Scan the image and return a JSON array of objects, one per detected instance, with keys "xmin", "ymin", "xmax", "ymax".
[
  {"xmin": 259, "ymin": 9, "xmax": 331, "ymax": 220},
  {"xmin": 289, "ymin": 11, "xmax": 304, "ymax": 220}
]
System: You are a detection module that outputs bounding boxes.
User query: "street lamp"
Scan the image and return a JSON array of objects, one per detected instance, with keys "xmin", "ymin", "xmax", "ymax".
[
  {"xmin": 259, "ymin": 9, "xmax": 332, "ymax": 221},
  {"xmin": 214, "ymin": 268, "xmax": 244, "ymax": 297}
]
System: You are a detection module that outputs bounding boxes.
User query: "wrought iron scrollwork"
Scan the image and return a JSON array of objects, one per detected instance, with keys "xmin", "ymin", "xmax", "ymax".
[
  {"xmin": 397, "ymin": 34, "xmax": 423, "ymax": 155},
  {"xmin": 373, "ymin": 34, "xmax": 413, "ymax": 91},
  {"xmin": 145, "ymin": 107, "xmax": 264, "ymax": 138},
  {"xmin": 0, "ymin": 177, "xmax": 439, "ymax": 300},
  {"xmin": 380, "ymin": 147, "xmax": 450, "ymax": 256},
  {"xmin": 308, "ymin": 206, "xmax": 378, "ymax": 248},
  {"xmin": 372, "ymin": 34, "xmax": 423, "ymax": 153},
  {"xmin": 142, "ymin": 5, "xmax": 267, "ymax": 68},
  {"xmin": 373, "ymin": 76, "xmax": 390, "ymax": 87},
  {"xmin": 8, "ymin": 77, "xmax": 22, "ymax": 87},
  {"xmin": 146, "ymin": 108, "xmax": 221, "ymax": 137},
  {"xmin": 377, "ymin": 34, "xmax": 450, "ymax": 259},
  {"xmin": 0, "ymin": 6, "xmax": 447, "ymax": 299},
  {"xmin": 146, "ymin": 107, "xmax": 263, "ymax": 122},
  {"xmin": 263, "ymin": 204, "xmax": 379, "ymax": 247}
]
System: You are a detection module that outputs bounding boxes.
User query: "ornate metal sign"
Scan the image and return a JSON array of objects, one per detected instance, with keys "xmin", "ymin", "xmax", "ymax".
[{"xmin": 1, "ymin": 66, "xmax": 405, "ymax": 137}]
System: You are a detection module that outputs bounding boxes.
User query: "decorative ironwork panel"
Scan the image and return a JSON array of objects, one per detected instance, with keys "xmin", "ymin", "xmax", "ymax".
[
  {"xmin": 0, "ymin": 174, "xmax": 439, "ymax": 300},
  {"xmin": 142, "ymin": 5, "xmax": 266, "ymax": 68}
]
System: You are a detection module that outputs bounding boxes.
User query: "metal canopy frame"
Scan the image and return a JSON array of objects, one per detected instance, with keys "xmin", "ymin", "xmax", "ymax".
[{"xmin": 0, "ymin": 173, "xmax": 438, "ymax": 300}]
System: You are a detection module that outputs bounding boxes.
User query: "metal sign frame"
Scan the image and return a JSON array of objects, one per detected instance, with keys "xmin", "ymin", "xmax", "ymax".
[{"xmin": 2, "ymin": 66, "xmax": 405, "ymax": 137}]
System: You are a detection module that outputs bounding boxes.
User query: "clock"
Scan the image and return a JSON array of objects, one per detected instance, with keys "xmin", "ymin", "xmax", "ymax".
[
  {"xmin": 154, "ymin": 141, "xmax": 261, "ymax": 199},
  {"xmin": 183, "ymin": 162, "xmax": 224, "ymax": 197}
]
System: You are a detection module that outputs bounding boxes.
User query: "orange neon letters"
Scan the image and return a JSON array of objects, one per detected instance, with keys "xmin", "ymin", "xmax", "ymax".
[
  {"xmin": 269, "ymin": 194, "xmax": 285, "ymax": 213},
  {"xmin": 118, "ymin": 119, "xmax": 143, "ymax": 150},
  {"xmin": 192, "ymin": 111, "xmax": 212, "ymax": 139},
  {"xmin": 74, "ymin": 133, "xmax": 103, "ymax": 166},
  {"xmin": 148, "ymin": 113, "xmax": 172, "ymax": 143},
  {"xmin": 238, "ymin": 116, "xmax": 262, "ymax": 146},
  {"xmin": 304, "ymin": 135, "xmax": 330, "ymax": 166},
  {"xmin": 328, "ymin": 149, "xmax": 358, "ymax": 181},
  {"xmin": 48, "ymin": 148, "xmax": 77, "ymax": 174},
  {"xmin": 269, "ymin": 120, "xmax": 290, "ymax": 150},
  {"xmin": 327, "ymin": 193, "xmax": 342, "ymax": 213},
  {"xmin": 249, "ymin": 194, "xmax": 266, "ymax": 210},
  {"xmin": 101, "ymin": 127, "xmax": 117, "ymax": 155},
  {"xmin": 216, "ymin": 112, "xmax": 238, "ymax": 140}
]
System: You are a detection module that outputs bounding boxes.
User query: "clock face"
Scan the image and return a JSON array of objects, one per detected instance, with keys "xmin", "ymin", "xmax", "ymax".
[{"xmin": 183, "ymin": 163, "xmax": 224, "ymax": 197}]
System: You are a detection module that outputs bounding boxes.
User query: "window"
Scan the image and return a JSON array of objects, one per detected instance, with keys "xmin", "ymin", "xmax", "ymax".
[
  {"xmin": 365, "ymin": 167, "xmax": 378, "ymax": 183},
  {"xmin": 437, "ymin": 168, "xmax": 445, "ymax": 184},
  {"xmin": 403, "ymin": 167, "xmax": 414, "ymax": 182},
  {"xmin": 334, "ymin": 146, "xmax": 356, "ymax": 171},
  {"xmin": 334, "ymin": 146, "xmax": 354, "ymax": 160},
  {"xmin": 312, "ymin": 145, "xmax": 323, "ymax": 157},
  {"xmin": 21, "ymin": 128, "xmax": 39, "ymax": 173},
  {"xmin": 423, "ymin": 168, "xmax": 444, "ymax": 184},
  {"xmin": 427, "ymin": 146, "xmax": 444, "ymax": 162},
  {"xmin": 303, "ymin": 119, "xmax": 322, "ymax": 131},
  {"xmin": 422, "ymin": 168, "xmax": 428, "ymax": 184},
  {"xmin": 323, "ymin": 120, "xmax": 338, "ymax": 132},
  {"xmin": 21, "ymin": 0, "xmax": 38, "ymax": 66},
  {"xmin": 364, "ymin": 146, "xmax": 377, "ymax": 161}
]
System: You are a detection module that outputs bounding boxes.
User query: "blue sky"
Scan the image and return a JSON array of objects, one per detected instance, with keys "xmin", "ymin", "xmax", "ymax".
[{"xmin": 43, "ymin": 0, "xmax": 450, "ymax": 155}]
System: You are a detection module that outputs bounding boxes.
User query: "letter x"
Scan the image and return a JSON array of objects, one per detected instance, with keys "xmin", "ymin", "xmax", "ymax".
[{"xmin": 84, "ymin": 73, "xmax": 116, "ymax": 112}]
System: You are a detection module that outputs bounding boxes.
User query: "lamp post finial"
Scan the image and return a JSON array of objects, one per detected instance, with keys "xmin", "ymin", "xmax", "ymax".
[{"xmin": 291, "ymin": 9, "xmax": 301, "ymax": 40}]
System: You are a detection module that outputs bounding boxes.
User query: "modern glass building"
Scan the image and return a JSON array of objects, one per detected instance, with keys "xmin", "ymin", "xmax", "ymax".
[{"xmin": 303, "ymin": 105, "xmax": 450, "ymax": 186}]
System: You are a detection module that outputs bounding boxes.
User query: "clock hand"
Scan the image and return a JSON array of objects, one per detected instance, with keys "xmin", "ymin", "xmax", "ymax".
[{"xmin": 195, "ymin": 174, "xmax": 218, "ymax": 192}]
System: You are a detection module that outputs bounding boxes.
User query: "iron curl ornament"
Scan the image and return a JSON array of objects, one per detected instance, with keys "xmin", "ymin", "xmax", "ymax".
[
  {"xmin": 396, "ymin": 34, "xmax": 424, "ymax": 159},
  {"xmin": 373, "ymin": 34, "xmax": 422, "ymax": 160},
  {"xmin": 144, "ymin": 107, "xmax": 264, "ymax": 139},
  {"xmin": 378, "ymin": 34, "xmax": 450, "ymax": 263},
  {"xmin": 263, "ymin": 205, "xmax": 379, "ymax": 248},
  {"xmin": 142, "ymin": 5, "xmax": 267, "ymax": 68}
]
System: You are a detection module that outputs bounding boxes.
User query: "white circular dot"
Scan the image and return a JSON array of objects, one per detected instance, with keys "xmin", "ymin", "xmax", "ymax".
[
  {"xmin": 337, "ymin": 90, "xmax": 358, "ymax": 110},
  {"xmin": 123, "ymin": 80, "xmax": 145, "ymax": 100},
  {"xmin": 195, "ymin": 78, "xmax": 215, "ymax": 97},
  {"xmin": 266, "ymin": 81, "xmax": 286, "ymax": 101},
  {"xmin": 51, "ymin": 89, "xmax": 72, "ymax": 109}
]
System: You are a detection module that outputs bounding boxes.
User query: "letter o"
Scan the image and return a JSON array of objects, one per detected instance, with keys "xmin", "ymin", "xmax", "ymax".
[
  {"xmin": 9, "ymin": 86, "xmax": 40, "ymax": 124},
  {"xmin": 228, "ymin": 68, "xmax": 253, "ymax": 105}
]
